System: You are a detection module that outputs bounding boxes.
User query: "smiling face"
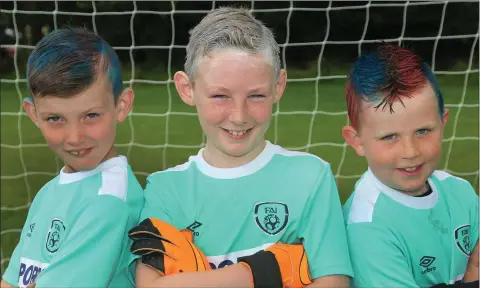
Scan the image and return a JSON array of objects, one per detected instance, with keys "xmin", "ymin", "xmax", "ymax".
[
  {"xmin": 343, "ymin": 84, "xmax": 449, "ymax": 196},
  {"xmin": 24, "ymin": 74, "xmax": 133, "ymax": 173},
  {"xmin": 174, "ymin": 49, "xmax": 287, "ymax": 167}
]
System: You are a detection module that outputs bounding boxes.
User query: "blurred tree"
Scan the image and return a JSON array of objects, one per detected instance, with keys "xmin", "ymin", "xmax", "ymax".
[{"xmin": 0, "ymin": 0, "xmax": 477, "ymax": 73}]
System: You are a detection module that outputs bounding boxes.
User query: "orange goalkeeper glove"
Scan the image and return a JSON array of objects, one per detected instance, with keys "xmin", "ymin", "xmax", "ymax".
[
  {"xmin": 238, "ymin": 243, "xmax": 312, "ymax": 288},
  {"xmin": 128, "ymin": 218, "xmax": 211, "ymax": 275}
]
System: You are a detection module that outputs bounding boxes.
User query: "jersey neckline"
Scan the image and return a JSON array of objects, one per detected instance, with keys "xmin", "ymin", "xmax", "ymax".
[
  {"xmin": 58, "ymin": 156, "xmax": 127, "ymax": 184},
  {"xmin": 191, "ymin": 141, "xmax": 275, "ymax": 179},
  {"xmin": 366, "ymin": 168, "xmax": 439, "ymax": 209}
]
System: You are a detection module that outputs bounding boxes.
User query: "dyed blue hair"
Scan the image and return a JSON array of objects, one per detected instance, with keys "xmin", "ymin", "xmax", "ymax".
[
  {"xmin": 27, "ymin": 27, "xmax": 122, "ymax": 101},
  {"xmin": 346, "ymin": 44, "xmax": 445, "ymax": 127},
  {"xmin": 422, "ymin": 63, "xmax": 444, "ymax": 117}
]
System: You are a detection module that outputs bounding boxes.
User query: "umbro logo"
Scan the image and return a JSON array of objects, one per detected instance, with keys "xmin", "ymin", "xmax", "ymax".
[
  {"xmin": 26, "ymin": 223, "xmax": 35, "ymax": 237},
  {"xmin": 420, "ymin": 256, "xmax": 436, "ymax": 274},
  {"xmin": 187, "ymin": 221, "xmax": 202, "ymax": 236}
]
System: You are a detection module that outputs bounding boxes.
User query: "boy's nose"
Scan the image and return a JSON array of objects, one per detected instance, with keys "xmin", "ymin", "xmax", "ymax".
[
  {"xmin": 65, "ymin": 123, "xmax": 85, "ymax": 146},
  {"xmin": 401, "ymin": 138, "xmax": 420, "ymax": 160},
  {"xmin": 229, "ymin": 103, "xmax": 248, "ymax": 125}
]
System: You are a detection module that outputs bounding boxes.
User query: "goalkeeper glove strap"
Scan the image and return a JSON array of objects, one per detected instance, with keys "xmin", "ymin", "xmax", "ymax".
[
  {"xmin": 431, "ymin": 281, "xmax": 479, "ymax": 288},
  {"xmin": 238, "ymin": 251, "xmax": 283, "ymax": 288}
]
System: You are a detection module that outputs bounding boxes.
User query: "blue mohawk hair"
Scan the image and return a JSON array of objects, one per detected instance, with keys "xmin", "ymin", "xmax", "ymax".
[{"xmin": 27, "ymin": 27, "xmax": 122, "ymax": 101}]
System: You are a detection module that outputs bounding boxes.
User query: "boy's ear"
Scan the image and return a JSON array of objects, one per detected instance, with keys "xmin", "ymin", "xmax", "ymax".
[
  {"xmin": 174, "ymin": 71, "xmax": 194, "ymax": 106},
  {"xmin": 342, "ymin": 125, "xmax": 364, "ymax": 157},
  {"xmin": 442, "ymin": 107, "xmax": 449, "ymax": 127},
  {"xmin": 273, "ymin": 69, "xmax": 287, "ymax": 104},
  {"xmin": 116, "ymin": 88, "xmax": 135, "ymax": 122},
  {"xmin": 23, "ymin": 97, "xmax": 39, "ymax": 127}
]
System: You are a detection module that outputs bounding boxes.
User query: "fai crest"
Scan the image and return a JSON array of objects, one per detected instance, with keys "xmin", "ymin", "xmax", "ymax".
[
  {"xmin": 254, "ymin": 202, "xmax": 289, "ymax": 236},
  {"xmin": 454, "ymin": 224, "xmax": 471, "ymax": 256},
  {"xmin": 46, "ymin": 219, "xmax": 65, "ymax": 253}
]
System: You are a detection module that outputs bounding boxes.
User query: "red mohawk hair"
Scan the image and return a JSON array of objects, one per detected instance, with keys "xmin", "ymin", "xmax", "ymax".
[{"xmin": 345, "ymin": 43, "xmax": 444, "ymax": 128}]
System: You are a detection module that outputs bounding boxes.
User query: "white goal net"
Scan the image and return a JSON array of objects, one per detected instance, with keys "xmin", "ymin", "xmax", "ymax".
[{"xmin": 1, "ymin": 0, "xmax": 478, "ymax": 273}]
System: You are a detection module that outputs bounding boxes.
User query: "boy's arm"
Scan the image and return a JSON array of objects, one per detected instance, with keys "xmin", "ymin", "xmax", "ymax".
[
  {"xmin": 134, "ymin": 232, "xmax": 348, "ymax": 288},
  {"xmin": 136, "ymin": 168, "xmax": 351, "ymax": 287},
  {"xmin": 138, "ymin": 177, "xmax": 257, "ymax": 287},
  {"xmin": 137, "ymin": 262, "xmax": 350, "ymax": 288},
  {"xmin": 463, "ymin": 242, "xmax": 478, "ymax": 283},
  {"xmin": 139, "ymin": 175, "xmax": 183, "ymax": 227},
  {"xmin": 298, "ymin": 164, "xmax": 353, "ymax": 286},
  {"xmin": 308, "ymin": 276, "xmax": 350, "ymax": 288},
  {"xmin": 138, "ymin": 177, "xmax": 253, "ymax": 286},
  {"xmin": 463, "ymin": 186, "xmax": 479, "ymax": 283},
  {"xmin": 470, "ymin": 193, "xmax": 478, "ymax": 244},
  {"xmin": 2, "ymin": 240, "xmax": 24, "ymax": 287},
  {"xmin": 1, "ymin": 279, "xmax": 15, "ymax": 288},
  {"xmin": 34, "ymin": 195, "xmax": 132, "ymax": 287},
  {"xmin": 136, "ymin": 261, "xmax": 253, "ymax": 287},
  {"xmin": 347, "ymin": 222, "xmax": 418, "ymax": 287},
  {"xmin": 2, "ymin": 203, "xmax": 35, "ymax": 287},
  {"xmin": 132, "ymin": 218, "xmax": 313, "ymax": 287}
]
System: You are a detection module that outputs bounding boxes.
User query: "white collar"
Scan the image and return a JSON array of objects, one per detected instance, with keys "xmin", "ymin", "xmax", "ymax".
[
  {"xmin": 59, "ymin": 156, "xmax": 127, "ymax": 184},
  {"xmin": 366, "ymin": 168, "xmax": 438, "ymax": 209},
  {"xmin": 191, "ymin": 141, "xmax": 275, "ymax": 179}
]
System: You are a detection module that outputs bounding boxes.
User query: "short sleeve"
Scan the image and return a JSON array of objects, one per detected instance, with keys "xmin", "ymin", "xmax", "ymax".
[
  {"xmin": 139, "ymin": 174, "xmax": 186, "ymax": 228},
  {"xmin": 34, "ymin": 195, "xmax": 133, "ymax": 287},
  {"xmin": 2, "ymin": 193, "xmax": 41, "ymax": 286},
  {"xmin": 298, "ymin": 165, "xmax": 354, "ymax": 279},
  {"xmin": 347, "ymin": 222, "xmax": 418, "ymax": 287},
  {"xmin": 470, "ymin": 191, "xmax": 478, "ymax": 249},
  {"xmin": 2, "ymin": 233, "xmax": 26, "ymax": 286}
]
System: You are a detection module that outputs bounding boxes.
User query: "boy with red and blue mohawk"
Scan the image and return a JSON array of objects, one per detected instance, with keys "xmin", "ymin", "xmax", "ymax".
[{"xmin": 342, "ymin": 43, "xmax": 478, "ymax": 287}]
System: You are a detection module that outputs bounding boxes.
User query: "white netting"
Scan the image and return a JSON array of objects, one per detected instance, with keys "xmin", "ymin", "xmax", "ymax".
[{"xmin": 1, "ymin": 0, "xmax": 479, "ymax": 273}]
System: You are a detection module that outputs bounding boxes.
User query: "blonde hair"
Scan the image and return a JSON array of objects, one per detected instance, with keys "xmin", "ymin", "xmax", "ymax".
[{"xmin": 185, "ymin": 7, "xmax": 281, "ymax": 82}]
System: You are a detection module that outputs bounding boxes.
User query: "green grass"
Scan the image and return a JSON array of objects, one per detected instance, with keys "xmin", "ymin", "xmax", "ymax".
[{"xmin": 1, "ymin": 73, "xmax": 479, "ymax": 272}]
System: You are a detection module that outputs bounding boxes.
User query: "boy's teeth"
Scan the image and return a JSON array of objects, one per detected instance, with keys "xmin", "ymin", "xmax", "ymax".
[
  {"xmin": 70, "ymin": 150, "xmax": 86, "ymax": 155},
  {"xmin": 404, "ymin": 166, "xmax": 417, "ymax": 172},
  {"xmin": 228, "ymin": 130, "xmax": 246, "ymax": 136}
]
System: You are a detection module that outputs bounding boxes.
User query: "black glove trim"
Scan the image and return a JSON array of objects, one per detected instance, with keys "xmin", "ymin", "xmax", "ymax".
[
  {"xmin": 128, "ymin": 219, "xmax": 174, "ymax": 245},
  {"xmin": 142, "ymin": 252, "xmax": 167, "ymax": 275},
  {"xmin": 430, "ymin": 280, "xmax": 479, "ymax": 288},
  {"xmin": 238, "ymin": 251, "xmax": 283, "ymax": 288}
]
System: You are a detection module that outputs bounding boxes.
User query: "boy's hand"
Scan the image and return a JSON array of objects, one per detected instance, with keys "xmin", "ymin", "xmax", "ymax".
[
  {"xmin": 128, "ymin": 218, "xmax": 211, "ymax": 275},
  {"xmin": 463, "ymin": 242, "xmax": 479, "ymax": 282},
  {"xmin": 238, "ymin": 243, "xmax": 312, "ymax": 288}
]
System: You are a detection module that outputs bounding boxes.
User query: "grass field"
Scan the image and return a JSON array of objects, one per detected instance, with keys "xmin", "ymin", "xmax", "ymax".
[{"xmin": 1, "ymin": 72, "xmax": 479, "ymax": 272}]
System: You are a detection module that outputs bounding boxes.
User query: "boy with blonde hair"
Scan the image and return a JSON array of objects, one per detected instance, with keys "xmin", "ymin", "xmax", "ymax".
[{"xmin": 129, "ymin": 7, "xmax": 353, "ymax": 288}]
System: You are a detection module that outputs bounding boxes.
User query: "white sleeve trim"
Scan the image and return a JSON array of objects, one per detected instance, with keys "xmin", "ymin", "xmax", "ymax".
[
  {"xmin": 97, "ymin": 165, "xmax": 128, "ymax": 202},
  {"xmin": 347, "ymin": 175, "xmax": 382, "ymax": 224}
]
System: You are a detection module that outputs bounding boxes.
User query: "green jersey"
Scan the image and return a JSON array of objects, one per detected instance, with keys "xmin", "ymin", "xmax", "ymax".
[
  {"xmin": 2, "ymin": 156, "xmax": 144, "ymax": 287},
  {"xmin": 343, "ymin": 169, "xmax": 478, "ymax": 287},
  {"xmin": 140, "ymin": 141, "xmax": 353, "ymax": 279}
]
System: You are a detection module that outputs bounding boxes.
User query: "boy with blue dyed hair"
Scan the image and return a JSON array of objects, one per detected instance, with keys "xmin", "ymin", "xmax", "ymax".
[
  {"xmin": 1, "ymin": 27, "xmax": 144, "ymax": 288},
  {"xmin": 342, "ymin": 43, "xmax": 478, "ymax": 287}
]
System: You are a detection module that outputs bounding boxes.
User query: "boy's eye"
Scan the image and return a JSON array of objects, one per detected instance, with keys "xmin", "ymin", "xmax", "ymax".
[
  {"xmin": 47, "ymin": 116, "xmax": 61, "ymax": 122},
  {"xmin": 249, "ymin": 94, "xmax": 266, "ymax": 99},
  {"xmin": 211, "ymin": 95, "xmax": 227, "ymax": 99},
  {"xmin": 416, "ymin": 128, "xmax": 429, "ymax": 135},
  {"xmin": 381, "ymin": 134, "xmax": 396, "ymax": 141},
  {"xmin": 86, "ymin": 113, "xmax": 99, "ymax": 119}
]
